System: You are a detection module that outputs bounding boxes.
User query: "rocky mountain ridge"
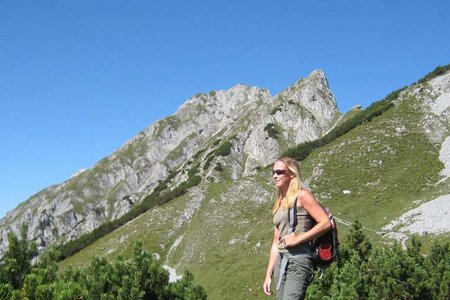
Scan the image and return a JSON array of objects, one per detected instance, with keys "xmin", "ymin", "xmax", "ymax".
[
  {"xmin": 55, "ymin": 67, "xmax": 450, "ymax": 300},
  {"xmin": 0, "ymin": 70, "xmax": 339, "ymax": 256}
]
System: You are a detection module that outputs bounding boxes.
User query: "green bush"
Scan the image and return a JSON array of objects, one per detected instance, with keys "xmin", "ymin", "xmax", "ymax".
[
  {"xmin": 307, "ymin": 222, "xmax": 450, "ymax": 300},
  {"xmin": 214, "ymin": 163, "xmax": 224, "ymax": 172},
  {"xmin": 0, "ymin": 233, "xmax": 207, "ymax": 300},
  {"xmin": 0, "ymin": 225, "xmax": 37, "ymax": 290},
  {"xmin": 264, "ymin": 123, "xmax": 280, "ymax": 139},
  {"xmin": 417, "ymin": 64, "xmax": 450, "ymax": 84},
  {"xmin": 203, "ymin": 156, "xmax": 214, "ymax": 170},
  {"xmin": 215, "ymin": 141, "xmax": 232, "ymax": 157},
  {"xmin": 270, "ymin": 105, "xmax": 282, "ymax": 115}
]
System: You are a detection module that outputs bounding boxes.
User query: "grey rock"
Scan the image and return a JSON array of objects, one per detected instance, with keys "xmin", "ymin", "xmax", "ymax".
[{"xmin": 0, "ymin": 70, "xmax": 339, "ymax": 256}]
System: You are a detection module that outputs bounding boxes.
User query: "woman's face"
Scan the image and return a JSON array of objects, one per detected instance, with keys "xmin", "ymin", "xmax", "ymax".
[{"xmin": 272, "ymin": 161, "xmax": 292, "ymax": 190}]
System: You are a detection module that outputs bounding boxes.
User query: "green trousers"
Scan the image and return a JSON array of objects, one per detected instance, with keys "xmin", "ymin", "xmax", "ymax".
[{"xmin": 275, "ymin": 253, "xmax": 314, "ymax": 300}]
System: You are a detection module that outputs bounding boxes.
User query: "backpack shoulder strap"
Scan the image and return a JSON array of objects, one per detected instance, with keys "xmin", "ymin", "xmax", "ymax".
[{"xmin": 288, "ymin": 200, "xmax": 298, "ymax": 234}]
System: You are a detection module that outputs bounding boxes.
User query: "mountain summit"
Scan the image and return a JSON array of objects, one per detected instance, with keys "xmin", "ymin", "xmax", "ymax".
[
  {"xmin": 0, "ymin": 70, "xmax": 340, "ymax": 256},
  {"xmin": 2, "ymin": 66, "xmax": 450, "ymax": 299}
]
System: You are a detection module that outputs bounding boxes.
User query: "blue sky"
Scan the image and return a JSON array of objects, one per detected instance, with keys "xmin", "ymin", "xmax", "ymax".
[{"xmin": 1, "ymin": 0, "xmax": 449, "ymax": 218}]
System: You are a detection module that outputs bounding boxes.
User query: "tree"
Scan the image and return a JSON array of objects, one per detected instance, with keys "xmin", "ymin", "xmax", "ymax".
[
  {"xmin": 0, "ymin": 225, "xmax": 37, "ymax": 290},
  {"xmin": 340, "ymin": 220, "xmax": 372, "ymax": 262},
  {"xmin": 1, "ymin": 230, "xmax": 208, "ymax": 299},
  {"xmin": 307, "ymin": 221, "xmax": 450, "ymax": 299},
  {"xmin": 170, "ymin": 271, "xmax": 207, "ymax": 300}
]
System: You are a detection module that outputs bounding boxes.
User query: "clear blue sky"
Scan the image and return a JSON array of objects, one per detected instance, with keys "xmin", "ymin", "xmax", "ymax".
[{"xmin": 1, "ymin": 0, "xmax": 449, "ymax": 218}]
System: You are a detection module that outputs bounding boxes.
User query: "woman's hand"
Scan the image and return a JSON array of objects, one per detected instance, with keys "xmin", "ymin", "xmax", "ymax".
[
  {"xmin": 280, "ymin": 233, "xmax": 299, "ymax": 248},
  {"xmin": 263, "ymin": 276, "xmax": 273, "ymax": 296},
  {"xmin": 263, "ymin": 227, "xmax": 279, "ymax": 296}
]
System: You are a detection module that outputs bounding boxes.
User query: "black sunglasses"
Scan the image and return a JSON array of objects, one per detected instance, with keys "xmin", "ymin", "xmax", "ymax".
[{"xmin": 272, "ymin": 169, "xmax": 288, "ymax": 175}]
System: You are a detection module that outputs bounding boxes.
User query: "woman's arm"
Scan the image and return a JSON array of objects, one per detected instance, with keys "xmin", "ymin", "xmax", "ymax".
[
  {"xmin": 281, "ymin": 189, "xmax": 331, "ymax": 247},
  {"xmin": 263, "ymin": 227, "xmax": 280, "ymax": 296}
]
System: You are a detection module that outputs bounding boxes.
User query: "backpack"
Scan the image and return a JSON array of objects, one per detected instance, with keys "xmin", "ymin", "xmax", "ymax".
[{"xmin": 288, "ymin": 203, "xmax": 339, "ymax": 268}]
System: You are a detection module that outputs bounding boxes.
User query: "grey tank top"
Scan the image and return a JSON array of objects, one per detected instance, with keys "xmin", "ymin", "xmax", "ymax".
[{"xmin": 273, "ymin": 204, "xmax": 314, "ymax": 254}]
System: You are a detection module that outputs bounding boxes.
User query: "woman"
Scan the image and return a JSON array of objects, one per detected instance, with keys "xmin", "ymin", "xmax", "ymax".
[{"xmin": 263, "ymin": 157, "xmax": 331, "ymax": 300}]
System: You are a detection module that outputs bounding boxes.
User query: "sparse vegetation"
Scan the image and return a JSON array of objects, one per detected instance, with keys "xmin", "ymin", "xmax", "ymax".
[
  {"xmin": 283, "ymin": 86, "xmax": 406, "ymax": 160},
  {"xmin": 264, "ymin": 123, "xmax": 280, "ymax": 139},
  {"xmin": 56, "ymin": 162, "xmax": 203, "ymax": 261},
  {"xmin": 416, "ymin": 64, "xmax": 450, "ymax": 84},
  {"xmin": 194, "ymin": 93, "xmax": 206, "ymax": 98},
  {"xmin": 202, "ymin": 140, "xmax": 233, "ymax": 170},
  {"xmin": 270, "ymin": 105, "xmax": 283, "ymax": 115},
  {"xmin": 203, "ymin": 156, "xmax": 214, "ymax": 171},
  {"xmin": 214, "ymin": 163, "xmax": 223, "ymax": 172},
  {"xmin": 215, "ymin": 141, "xmax": 232, "ymax": 157}
]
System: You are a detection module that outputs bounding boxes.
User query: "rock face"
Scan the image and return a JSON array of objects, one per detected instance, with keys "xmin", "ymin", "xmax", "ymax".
[
  {"xmin": 0, "ymin": 70, "xmax": 339, "ymax": 256},
  {"xmin": 382, "ymin": 194, "xmax": 450, "ymax": 245}
]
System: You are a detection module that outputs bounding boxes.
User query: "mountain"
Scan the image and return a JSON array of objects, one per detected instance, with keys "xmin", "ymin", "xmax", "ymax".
[
  {"xmin": 1, "ymin": 66, "xmax": 449, "ymax": 300},
  {"xmin": 0, "ymin": 70, "xmax": 340, "ymax": 256},
  {"xmin": 57, "ymin": 67, "xmax": 450, "ymax": 300}
]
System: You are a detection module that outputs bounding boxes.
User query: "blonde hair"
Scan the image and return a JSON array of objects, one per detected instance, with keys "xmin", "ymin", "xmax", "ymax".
[{"xmin": 272, "ymin": 157, "xmax": 305, "ymax": 214}]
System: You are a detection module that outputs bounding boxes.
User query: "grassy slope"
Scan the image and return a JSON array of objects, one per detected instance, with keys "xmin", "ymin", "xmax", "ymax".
[
  {"xmin": 301, "ymin": 91, "xmax": 446, "ymax": 246},
  {"xmin": 59, "ymin": 172, "xmax": 276, "ymax": 300},
  {"xmin": 59, "ymin": 87, "xmax": 448, "ymax": 300}
]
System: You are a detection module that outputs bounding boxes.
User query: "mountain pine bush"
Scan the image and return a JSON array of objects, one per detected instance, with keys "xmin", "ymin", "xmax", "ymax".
[
  {"xmin": 307, "ymin": 222, "xmax": 450, "ymax": 300},
  {"xmin": 0, "ymin": 231, "xmax": 207, "ymax": 300}
]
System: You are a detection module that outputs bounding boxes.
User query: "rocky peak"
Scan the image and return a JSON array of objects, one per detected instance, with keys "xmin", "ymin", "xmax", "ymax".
[
  {"xmin": 176, "ymin": 84, "xmax": 273, "ymax": 129},
  {"xmin": 0, "ymin": 70, "xmax": 340, "ymax": 257},
  {"xmin": 278, "ymin": 70, "xmax": 338, "ymax": 128}
]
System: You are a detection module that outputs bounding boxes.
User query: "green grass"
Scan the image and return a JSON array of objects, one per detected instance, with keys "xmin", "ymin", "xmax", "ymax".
[
  {"xmin": 58, "ymin": 172, "xmax": 277, "ymax": 300},
  {"xmin": 163, "ymin": 176, "xmax": 275, "ymax": 300},
  {"xmin": 335, "ymin": 106, "xmax": 362, "ymax": 124},
  {"xmin": 58, "ymin": 191, "xmax": 192, "ymax": 273},
  {"xmin": 164, "ymin": 133, "xmax": 197, "ymax": 163},
  {"xmin": 301, "ymin": 92, "xmax": 443, "ymax": 232},
  {"xmin": 55, "ymin": 72, "xmax": 450, "ymax": 300}
]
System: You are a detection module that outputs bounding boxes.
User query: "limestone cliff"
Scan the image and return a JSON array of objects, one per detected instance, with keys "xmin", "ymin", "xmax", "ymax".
[{"xmin": 0, "ymin": 70, "xmax": 339, "ymax": 255}]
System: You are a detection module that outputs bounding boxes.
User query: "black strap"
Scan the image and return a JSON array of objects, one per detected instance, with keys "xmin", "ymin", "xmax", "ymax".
[{"xmin": 288, "ymin": 200, "xmax": 297, "ymax": 233}]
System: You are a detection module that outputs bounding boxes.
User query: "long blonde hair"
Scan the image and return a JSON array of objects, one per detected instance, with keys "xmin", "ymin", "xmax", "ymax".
[{"xmin": 272, "ymin": 157, "xmax": 305, "ymax": 214}]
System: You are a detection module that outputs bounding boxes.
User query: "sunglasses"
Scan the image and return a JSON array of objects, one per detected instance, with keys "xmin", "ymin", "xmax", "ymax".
[{"xmin": 272, "ymin": 169, "xmax": 288, "ymax": 175}]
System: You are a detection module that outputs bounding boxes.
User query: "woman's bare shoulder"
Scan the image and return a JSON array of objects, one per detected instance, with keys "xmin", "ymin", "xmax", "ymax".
[
  {"xmin": 298, "ymin": 188, "xmax": 313, "ymax": 198},
  {"xmin": 297, "ymin": 188, "xmax": 317, "ymax": 206}
]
